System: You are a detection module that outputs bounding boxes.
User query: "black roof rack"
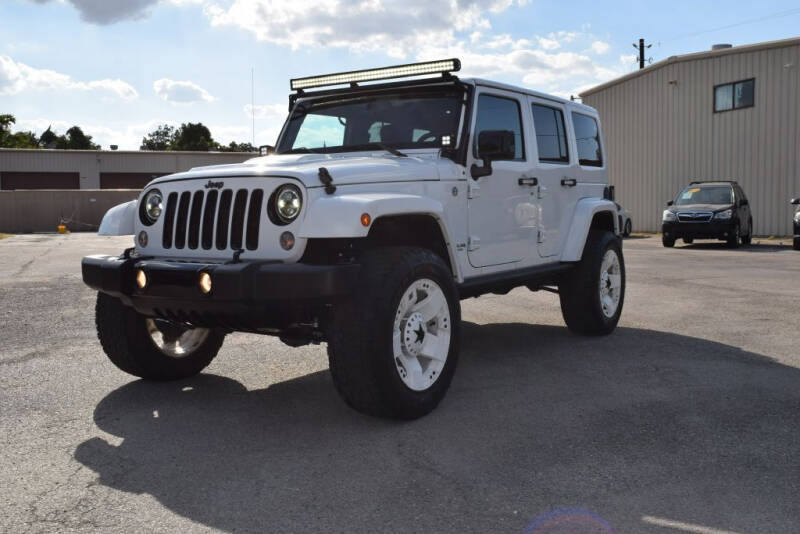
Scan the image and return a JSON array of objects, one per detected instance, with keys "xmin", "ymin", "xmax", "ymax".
[{"xmin": 689, "ymin": 180, "xmax": 738, "ymax": 185}]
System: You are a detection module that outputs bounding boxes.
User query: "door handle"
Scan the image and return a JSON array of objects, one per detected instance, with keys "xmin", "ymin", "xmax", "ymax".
[
  {"xmin": 518, "ymin": 177, "xmax": 538, "ymax": 186},
  {"xmin": 561, "ymin": 178, "xmax": 577, "ymax": 187}
]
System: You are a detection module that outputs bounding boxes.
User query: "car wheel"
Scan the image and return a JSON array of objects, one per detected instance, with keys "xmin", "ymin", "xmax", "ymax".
[
  {"xmin": 327, "ymin": 247, "xmax": 460, "ymax": 419},
  {"xmin": 726, "ymin": 223, "xmax": 741, "ymax": 248},
  {"xmin": 559, "ymin": 230, "xmax": 625, "ymax": 336},
  {"xmin": 624, "ymin": 219, "xmax": 632, "ymax": 237},
  {"xmin": 741, "ymin": 218, "xmax": 753, "ymax": 245},
  {"xmin": 793, "ymin": 236, "xmax": 800, "ymax": 251},
  {"xmin": 683, "ymin": 237, "xmax": 694, "ymax": 244},
  {"xmin": 662, "ymin": 235, "xmax": 675, "ymax": 248},
  {"xmin": 95, "ymin": 293, "xmax": 225, "ymax": 380}
]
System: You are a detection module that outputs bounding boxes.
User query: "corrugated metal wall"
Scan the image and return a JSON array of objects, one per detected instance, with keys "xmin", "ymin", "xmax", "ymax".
[
  {"xmin": 0, "ymin": 149, "xmax": 255, "ymax": 190},
  {"xmin": 583, "ymin": 41, "xmax": 800, "ymax": 235}
]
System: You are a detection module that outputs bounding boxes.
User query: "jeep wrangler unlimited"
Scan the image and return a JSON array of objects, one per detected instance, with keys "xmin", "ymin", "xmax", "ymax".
[{"xmin": 83, "ymin": 59, "xmax": 624, "ymax": 419}]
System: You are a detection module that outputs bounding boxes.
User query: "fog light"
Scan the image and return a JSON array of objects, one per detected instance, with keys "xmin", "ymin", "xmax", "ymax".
[
  {"xmin": 137, "ymin": 230, "xmax": 148, "ymax": 247},
  {"xmin": 135, "ymin": 269, "xmax": 148, "ymax": 289},
  {"xmin": 198, "ymin": 272, "xmax": 212, "ymax": 294},
  {"xmin": 280, "ymin": 231, "xmax": 295, "ymax": 250}
]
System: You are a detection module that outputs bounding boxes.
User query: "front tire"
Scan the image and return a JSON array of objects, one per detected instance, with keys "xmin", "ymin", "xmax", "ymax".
[
  {"xmin": 662, "ymin": 235, "xmax": 675, "ymax": 248},
  {"xmin": 559, "ymin": 230, "xmax": 625, "ymax": 336},
  {"xmin": 794, "ymin": 236, "xmax": 800, "ymax": 251},
  {"xmin": 95, "ymin": 293, "xmax": 225, "ymax": 380},
  {"xmin": 683, "ymin": 237, "xmax": 694, "ymax": 244},
  {"xmin": 741, "ymin": 218, "xmax": 752, "ymax": 245},
  {"xmin": 327, "ymin": 247, "xmax": 460, "ymax": 419},
  {"xmin": 726, "ymin": 223, "xmax": 741, "ymax": 248}
]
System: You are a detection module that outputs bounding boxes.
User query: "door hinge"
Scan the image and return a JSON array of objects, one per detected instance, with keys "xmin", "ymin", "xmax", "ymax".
[
  {"xmin": 468, "ymin": 236, "xmax": 481, "ymax": 251},
  {"xmin": 468, "ymin": 181, "xmax": 480, "ymax": 199},
  {"xmin": 537, "ymin": 229, "xmax": 545, "ymax": 244}
]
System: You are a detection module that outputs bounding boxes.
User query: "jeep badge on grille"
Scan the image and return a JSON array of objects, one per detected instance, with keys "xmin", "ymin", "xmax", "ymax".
[{"xmin": 204, "ymin": 180, "xmax": 224, "ymax": 189}]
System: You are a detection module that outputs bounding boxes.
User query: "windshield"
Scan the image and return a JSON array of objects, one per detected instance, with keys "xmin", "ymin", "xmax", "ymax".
[
  {"xmin": 276, "ymin": 88, "xmax": 465, "ymax": 155},
  {"xmin": 675, "ymin": 186, "xmax": 733, "ymax": 206}
]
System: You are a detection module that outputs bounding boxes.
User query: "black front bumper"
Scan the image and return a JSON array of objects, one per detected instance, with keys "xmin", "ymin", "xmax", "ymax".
[
  {"xmin": 82, "ymin": 254, "xmax": 360, "ymax": 330},
  {"xmin": 662, "ymin": 220, "xmax": 736, "ymax": 240}
]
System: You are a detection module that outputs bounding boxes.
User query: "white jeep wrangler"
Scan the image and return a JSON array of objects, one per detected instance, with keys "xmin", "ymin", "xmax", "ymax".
[{"xmin": 83, "ymin": 59, "xmax": 624, "ymax": 419}]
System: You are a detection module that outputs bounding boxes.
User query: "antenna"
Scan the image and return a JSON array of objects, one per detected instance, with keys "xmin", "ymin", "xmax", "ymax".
[{"xmin": 251, "ymin": 68, "xmax": 255, "ymax": 147}]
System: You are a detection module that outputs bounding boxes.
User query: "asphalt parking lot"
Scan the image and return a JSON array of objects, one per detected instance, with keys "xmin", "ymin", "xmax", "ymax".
[{"xmin": 1, "ymin": 233, "xmax": 798, "ymax": 533}]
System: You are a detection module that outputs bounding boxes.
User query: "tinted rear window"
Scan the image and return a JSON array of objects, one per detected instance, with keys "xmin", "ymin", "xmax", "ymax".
[{"xmin": 571, "ymin": 113, "xmax": 602, "ymax": 167}]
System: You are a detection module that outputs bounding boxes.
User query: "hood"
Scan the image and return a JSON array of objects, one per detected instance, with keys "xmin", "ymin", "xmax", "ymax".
[
  {"xmin": 148, "ymin": 152, "xmax": 444, "ymax": 189},
  {"xmin": 669, "ymin": 203, "xmax": 733, "ymax": 212}
]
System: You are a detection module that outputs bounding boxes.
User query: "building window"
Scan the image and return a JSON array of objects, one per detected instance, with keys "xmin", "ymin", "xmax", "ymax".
[
  {"xmin": 571, "ymin": 112, "xmax": 603, "ymax": 167},
  {"xmin": 714, "ymin": 79, "xmax": 755, "ymax": 112},
  {"xmin": 473, "ymin": 94, "xmax": 526, "ymax": 160},
  {"xmin": 532, "ymin": 104, "xmax": 569, "ymax": 164}
]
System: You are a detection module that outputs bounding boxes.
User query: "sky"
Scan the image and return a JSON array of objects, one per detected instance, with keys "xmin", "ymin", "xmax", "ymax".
[{"xmin": 1, "ymin": 0, "xmax": 799, "ymax": 150}]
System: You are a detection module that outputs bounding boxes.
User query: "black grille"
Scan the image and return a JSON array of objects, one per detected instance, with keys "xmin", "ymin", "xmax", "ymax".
[{"xmin": 161, "ymin": 187, "xmax": 263, "ymax": 251}]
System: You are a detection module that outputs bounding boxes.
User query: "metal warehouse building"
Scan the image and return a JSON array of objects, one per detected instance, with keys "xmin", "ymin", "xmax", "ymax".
[
  {"xmin": 0, "ymin": 148, "xmax": 255, "ymax": 190},
  {"xmin": 581, "ymin": 37, "xmax": 800, "ymax": 236}
]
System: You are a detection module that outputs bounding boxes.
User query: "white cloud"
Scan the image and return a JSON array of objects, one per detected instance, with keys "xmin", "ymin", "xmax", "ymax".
[
  {"xmin": 0, "ymin": 54, "xmax": 138, "ymax": 99},
  {"xmin": 244, "ymin": 103, "xmax": 287, "ymax": 120},
  {"xmin": 203, "ymin": 0, "xmax": 530, "ymax": 57},
  {"xmin": 590, "ymin": 40, "xmax": 611, "ymax": 55},
  {"xmin": 153, "ymin": 78, "xmax": 215, "ymax": 104},
  {"xmin": 28, "ymin": 0, "xmax": 201, "ymax": 25}
]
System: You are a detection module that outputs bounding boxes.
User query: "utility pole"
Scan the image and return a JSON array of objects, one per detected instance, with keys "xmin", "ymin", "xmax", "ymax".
[{"xmin": 633, "ymin": 38, "xmax": 652, "ymax": 69}]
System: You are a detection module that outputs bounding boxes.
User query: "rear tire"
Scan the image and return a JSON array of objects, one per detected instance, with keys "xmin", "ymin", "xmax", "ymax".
[
  {"xmin": 623, "ymin": 220, "xmax": 632, "ymax": 237},
  {"xmin": 327, "ymin": 247, "xmax": 460, "ymax": 419},
  {"xmin": 559, "ymin": 230, "xmax": 625, "ymax": 336},
  {"xmin": 793, "ymin": 236, "xmax": 800, "ymax": 251},
  {"xmin": 662, "ymin": 235, "xmax": 675, "ymax": 248},
  {"xmin": 683, "ymin": 237, "xmax": 694, "ymax": 244},
  {"xmin": 95, "ymin": 293, "xmax": 224, "ymax": 380}
]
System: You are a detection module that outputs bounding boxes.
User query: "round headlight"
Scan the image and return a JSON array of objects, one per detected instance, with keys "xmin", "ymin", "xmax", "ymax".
[
  {"xmin": 274, "ymin": 185, "xmax": 302, "ymax": 223},
  {"xmin": 141, "ymin": 189, "xmax": 163, "ymax": 225}
]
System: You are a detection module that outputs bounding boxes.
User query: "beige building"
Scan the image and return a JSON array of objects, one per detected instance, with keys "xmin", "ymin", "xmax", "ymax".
[
  {"xmin": 0, "ymin": 148, "xmax": 255, "ymax": 190},
  {"xmin": 581, "ymin": 37, "xmax": 800, "ymax": 235}
]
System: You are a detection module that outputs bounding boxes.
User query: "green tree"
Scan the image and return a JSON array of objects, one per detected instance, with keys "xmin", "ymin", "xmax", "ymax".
[
  {"xmin": 218, "ymin": 141, "xmax": 256, "ymax": 152},
  {"xmin": 141, "ymin": 124, "xmax": 177, "ymax": 151},
  {"xmin": 62, "ymin": 126, "xmax": 100, "ymax": 150},
  {"xmin": 38, "ymin": 126, "xmax": 60, "ymax": 148},
  {"xmin": 171, "ymin": 122, "xmax": 215, "ymax": 151},
  {"xmin": 4, "ymin": 131, "xmax": 39, "ymax": 148}
]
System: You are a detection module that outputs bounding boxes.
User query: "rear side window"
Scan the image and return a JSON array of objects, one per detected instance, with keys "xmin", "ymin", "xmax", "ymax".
[
  {"xmin": 473, "ymin": 94, "xmax": 525, "ymax": 160},
  {"xmin": 571, "ymin": 113, "xmax": 603, "ymax": 167},
  {"xmin": 532, "ymin": 104, "xmax": 569, "ymax": 164}
]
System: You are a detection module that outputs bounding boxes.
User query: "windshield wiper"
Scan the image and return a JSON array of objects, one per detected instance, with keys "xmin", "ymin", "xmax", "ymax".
[
  {"xmin": 282, "ymin": 147, "xmax": 319, "ymax": 154},
  {"xmin": 363, "ymin": 142, "xmax": 407, "ymax": 157}
]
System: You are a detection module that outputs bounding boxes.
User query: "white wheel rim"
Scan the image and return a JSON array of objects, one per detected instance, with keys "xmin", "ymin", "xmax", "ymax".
[
  {"xmin": 146, "ymin": 318, "xmax": 210, "ymax": 358},
  {"xmin": 392, "ymin": 278, "xmax": 451, "ymax": 391},
  {"xmin": 599, "ymin": 249, "xmax": 622, "ymax": 318}
]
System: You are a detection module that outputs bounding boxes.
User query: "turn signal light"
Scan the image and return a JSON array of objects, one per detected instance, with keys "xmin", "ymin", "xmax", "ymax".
[
  {"xmin": 135, "ymin": 269, "xmax": 148, "ymax": 290},
  {"xmin": 361, "ymin": 213, "xmax": 371, "ymax": 227},
  {"xmin": 198, "ymin": 272, "xmax": 212, "ymax": 294}
]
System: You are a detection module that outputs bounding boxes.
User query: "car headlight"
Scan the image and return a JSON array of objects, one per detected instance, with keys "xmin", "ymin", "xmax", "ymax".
[
  {"xmin": 714, "ymin": 209, "xmax": 732, "ymax": 220},
  {"xmin": 140, "ymin": 189, "xmax": 163, "ymax": 225},
  {"xmin": 662, "ymin": 210, "xmax": 677, "ymax": 222},
  {"xmin": 274, "ymin": 184, "xmax": 302, "ymax": 224}
]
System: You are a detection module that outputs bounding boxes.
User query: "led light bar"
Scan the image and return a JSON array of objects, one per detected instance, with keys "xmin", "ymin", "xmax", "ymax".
[{"xmin": 290, "ymin": 58, "xmax": 461, "ymax": 91}]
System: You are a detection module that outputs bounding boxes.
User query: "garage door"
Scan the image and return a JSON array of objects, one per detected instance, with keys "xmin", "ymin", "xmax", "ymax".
[
  {"xmin": 100, "ymin": 173, "xmax": 167, "ymax": 189},
  {"xmin": 0, "ymin": 172, "xmax": 80, "ymax": 190}
]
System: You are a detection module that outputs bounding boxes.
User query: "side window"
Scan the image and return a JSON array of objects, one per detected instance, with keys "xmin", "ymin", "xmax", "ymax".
[
  {"xmin": 714, "ymin": 79, "xmax": 755, "ymax": 112},
  {"xmin": 473, "ymin": 94, "xmax": 525, "ymax": 160},
  {"xmin": 293, "ymin": 114, "xmax": 345, "ymax": 149},
  {"xmin": 571, "ymin": 112, "xmax": 603, "ymax": 167},
  {"xmin": 531, "ymin": 103, "xmax": 569, "ymax": 164}
]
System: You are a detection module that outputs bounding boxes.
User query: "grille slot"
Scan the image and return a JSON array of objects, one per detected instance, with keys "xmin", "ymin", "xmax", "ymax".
[
  {"xmin": 230, "ymin": 189, "xmax": 248, "ymax": 251},
  {"xmin": 162, "ymin": 192, "xmax": 178, "ymax": 249},
  {"xmin": 174, "ymin": 191, "xmax": 191, "ymax": 249},
  {"xmin": 159, "ymin": 185, "xmax": 265, "ymax": 252},
  {"xmin": 677, "ymin": 211, "xmax": 713, "ymax": 223},
  {"xmin": 216, "ymin": 189, "xmax": 233, "ymax": 250}
]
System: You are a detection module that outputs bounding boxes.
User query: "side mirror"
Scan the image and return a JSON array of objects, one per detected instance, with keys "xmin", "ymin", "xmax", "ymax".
[
  {"xmin": 740, "ymin": 198, "xmax": 748, "ymax": 206},
  {"xmin": 666, "ymin": 200, "xmax": 674, "ymax": 206},
  {"xmin": 258, "ymin": 145, "xmax": 275, "ymax": 156},
  {"xmin": 791, "ymin": 198, "xmax": 800, "ymax": 205},
  {"xmin": 471, "ymin": 130, "xmax": 515, "ymax": 179}
]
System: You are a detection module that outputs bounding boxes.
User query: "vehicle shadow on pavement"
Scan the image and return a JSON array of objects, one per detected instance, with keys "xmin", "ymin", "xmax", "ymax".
[
  {"xmin": 74, "ymin": 323, "xmax": 800, "ymax": 533},
  {"xmin": 678, "ymin": 242, "xmax": 790, "ymax": 252}
]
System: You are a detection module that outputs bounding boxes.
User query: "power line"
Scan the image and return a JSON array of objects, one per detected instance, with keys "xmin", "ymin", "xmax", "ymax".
[{"xmin": 661, "ymin": 7, "xmax": 800, "ymax": 43}]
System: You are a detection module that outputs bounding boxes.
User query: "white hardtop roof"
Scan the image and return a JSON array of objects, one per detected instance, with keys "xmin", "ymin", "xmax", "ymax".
[{"xmin": 462, "ymin": 77, "xmax": 597, "ymax": 113}]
